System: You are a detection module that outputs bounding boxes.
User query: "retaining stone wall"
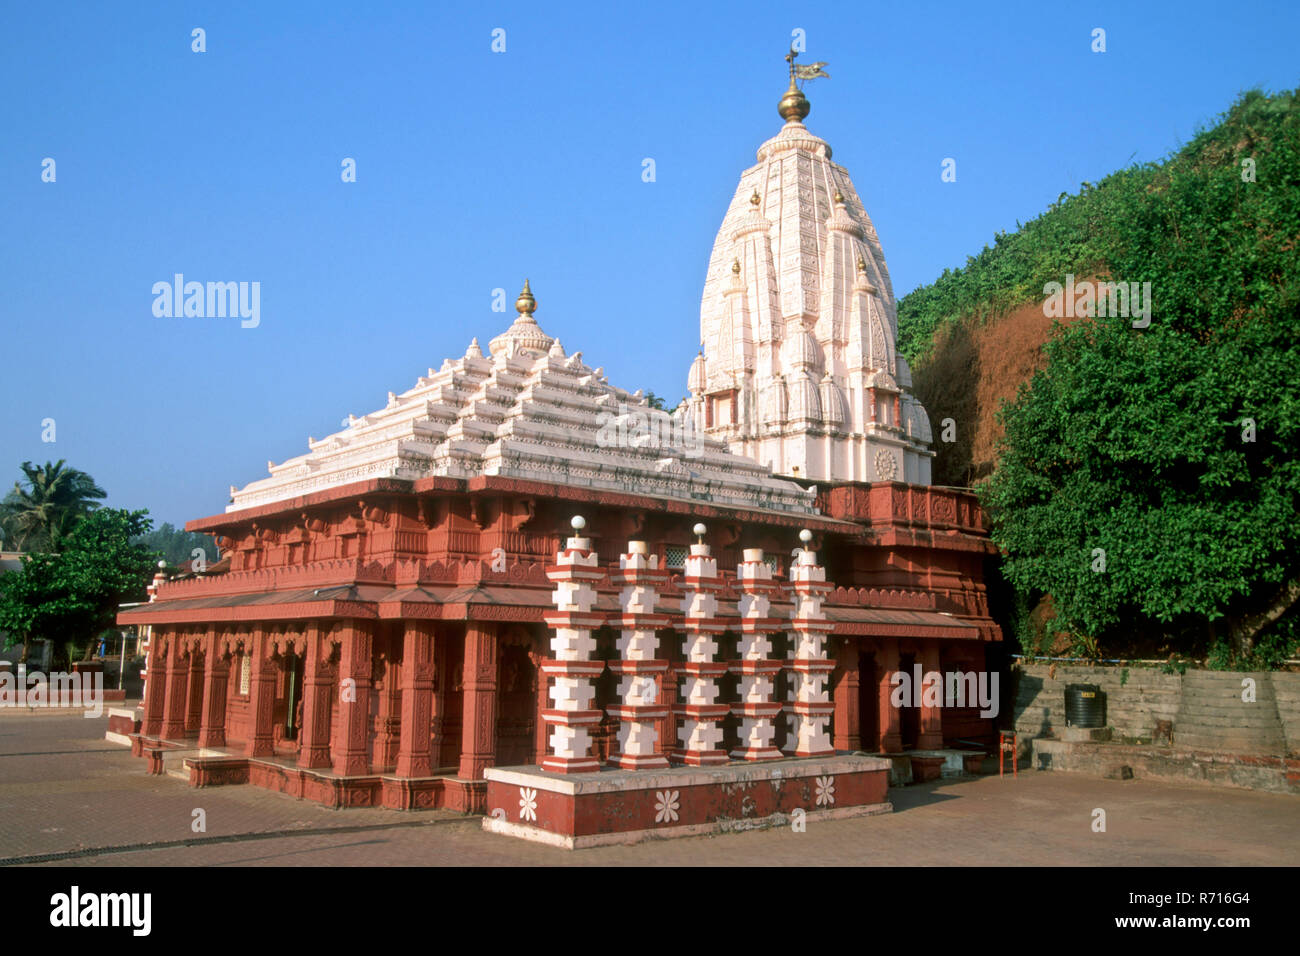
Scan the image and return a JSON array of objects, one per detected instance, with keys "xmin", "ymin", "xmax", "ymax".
[{"xmin": 1012, "ymin": 663, "xmax": 1300, "ymax": 757}]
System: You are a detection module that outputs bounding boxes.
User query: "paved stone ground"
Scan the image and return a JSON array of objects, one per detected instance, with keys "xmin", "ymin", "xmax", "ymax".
[{"xmin": 3, "ymin": 710, "xmax": 1298, "ymax": 867}]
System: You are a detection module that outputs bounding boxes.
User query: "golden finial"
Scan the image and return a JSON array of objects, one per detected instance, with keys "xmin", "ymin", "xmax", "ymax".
[
  {"xmin": 856, "ymin": 254, "xmax": 867, "ymax": 274},
  {"xmin": 750, "ymin": 189, "xmax": 761, "ymax": 207},
  {"xmin": 833, "ymin": 190, "xmax": 844, "ymax": 204},
  {"xmin": 515, "ymin": 279, "xmax": 536, "ymax": 316},
  {"xmin": 779, "ymin": 47, "xmax": 828, "ymax": 124},
  {"xmin": 732, "ymin": 258, "xmax": 741, "ymax": 274},
  {"xmin": 779, "ymin": 46, "xmax": 812, "ymax": 123}
]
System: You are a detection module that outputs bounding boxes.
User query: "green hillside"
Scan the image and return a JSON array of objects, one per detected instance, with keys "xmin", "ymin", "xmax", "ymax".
[
  {"xmin": 897, "ymin": 89, "xmax": 1300, "ymax": 668},
  {"xmin": 899, "ymin": 88, "xmax": 1299, "ymax": 364}
]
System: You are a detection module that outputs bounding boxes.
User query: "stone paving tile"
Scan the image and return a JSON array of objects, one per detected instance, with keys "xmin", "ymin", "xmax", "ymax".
[
  {"xmin": 4, "ymin": 712, "xmax": 1299, "ymax": 866},
  {"xmin": 0, "ymin": 711, "xmax": 459, "ymax": 862}
]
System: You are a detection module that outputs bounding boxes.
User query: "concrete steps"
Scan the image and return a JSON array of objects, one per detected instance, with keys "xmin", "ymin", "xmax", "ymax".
[{"xmin": 1173, "ymin": 673, "xmax": 1285, "ymax": 754}]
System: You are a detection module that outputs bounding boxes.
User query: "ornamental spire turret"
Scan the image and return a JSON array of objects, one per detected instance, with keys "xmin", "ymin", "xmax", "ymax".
[{"xmin": 687, "ymin": 47, "xmax": 932, "ymax": 485}]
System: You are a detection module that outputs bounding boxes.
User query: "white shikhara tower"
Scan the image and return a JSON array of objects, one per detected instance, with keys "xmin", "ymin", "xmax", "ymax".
[{"xmin": 684, "ymin": 59, "xmax": 933, "ymax": 485}]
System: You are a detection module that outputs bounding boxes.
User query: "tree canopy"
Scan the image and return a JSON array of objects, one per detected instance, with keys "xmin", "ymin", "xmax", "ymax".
[
  {"xmin": 0, "ymin": 507, "xmax": 156, "ymax": 661},
  {"xmin": 0, "ymin": 460, "xmax": 107, "ymax": 552}
]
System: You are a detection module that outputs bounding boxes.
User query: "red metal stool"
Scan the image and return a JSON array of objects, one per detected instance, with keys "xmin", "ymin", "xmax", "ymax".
[{"xmin": 999, "ymin": 730, "xmax": 1018, "ymax": 777}]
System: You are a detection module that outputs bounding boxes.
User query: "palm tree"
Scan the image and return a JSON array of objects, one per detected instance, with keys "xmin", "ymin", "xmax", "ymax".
[{"xmin": 0, "ymin": 461, "xmax": 107, "ymax": 552}]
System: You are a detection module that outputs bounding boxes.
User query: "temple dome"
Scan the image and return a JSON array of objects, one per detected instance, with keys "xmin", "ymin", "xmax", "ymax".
[
  {"xmin": 488, "ymin": 280, "xmax": 554, "ymax": 357},
  {"xmin": 688, "ymin": 351, "xmax": 706, "ymax": 393}
]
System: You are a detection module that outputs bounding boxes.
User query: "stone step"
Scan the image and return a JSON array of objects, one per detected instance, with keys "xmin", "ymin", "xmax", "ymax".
[
  {"xmin": 1177, "ymin": 702, "xmax": 1282, "ymax": 715},
  {"xmin": 1177, "ymin": 708, "xmax": 1282, "ymax": 720},
  {"xmin": 1177, "ymin": 688, "xmax": 1279, "ymax": 701},
  {"xmin": 1175, "ymin": 714, "xmax": 1284, "ymax": 728},
  {"xmin": 1172, "ymin": 734, "xmax": 1287, "ymax": 754},
  {"xmin": 1177, "ymin": 698, "xmax": 1279, "ymax": 711},
  {"xmin": 1177, "ymin": 685, "xmax": 1277, "ymax": 697}
]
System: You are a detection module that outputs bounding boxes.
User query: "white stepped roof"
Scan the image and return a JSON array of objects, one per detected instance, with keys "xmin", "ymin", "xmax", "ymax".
[{"xmin": 228, "ymin": 289, "xmax": 818, "ymax": 516}]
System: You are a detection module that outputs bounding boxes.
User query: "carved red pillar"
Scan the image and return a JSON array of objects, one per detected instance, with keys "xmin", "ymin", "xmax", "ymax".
[
  {"xmin": 395, "ymin": 621, "xmax": 435, "ymax": 778},
  {"xmin": 832, "ymin": 640, "xmax": 861, "ymax": 752},
  {"xmin": 185, "ymin": 644, "xmax": 205, "ymax": 734},
  {"xmin": 373, "ymin": 649, "xmax": 402, "ymax": 770},
  {"xmin": 333, "ymin": 621, "xmax": 374, "ymax": 776},
  {"xmin": 877, "ymin": 640, "xmax": 903, "ymax": 753},
  {"xmin": 142, "ymin": 629, "xmax": 168, "ymax": 737},
  {"xmin": 458, "ymin": 621, "xmax": 498, "ymax": 780},
  {"xmin": 297, "ymin": 624, "xmax": 334, "ymax": 770},
  {"xmin": 198, "ymin": 632, "xmax": 229, "ymax": 749},
  {"xmin": 247, "ymin": 627, "xmax": 276, "ymax": 758},
  {"xmin": 161, "ymin": 633, "xmax": 190, "ymax": 739},
  {"xmin": 431, "ymin": 632, "xmax": 448, "ymax": 768},
  {"xmin": 918, "ymin": 642, "xmax": 944, "ymax": 750}
]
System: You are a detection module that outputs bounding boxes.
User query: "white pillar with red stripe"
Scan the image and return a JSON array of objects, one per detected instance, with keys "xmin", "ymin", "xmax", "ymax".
[
  {"xmin": 789, "ymin": 530, "xmax": 835, "ymax": 756},
  {"xmin": 541, "ymin": 516, "xmax": 606, "ymax": 774},
  {"xmin": 730, "ymin": 548, "xmax": 784, "ymax": 760},
  {"xmin": 675, "ymin": 525, "xmax": 730, "ymax": 765},
  {"xmin": 608, "ymin": 541, "xmax": 670, "ymax": 770}
]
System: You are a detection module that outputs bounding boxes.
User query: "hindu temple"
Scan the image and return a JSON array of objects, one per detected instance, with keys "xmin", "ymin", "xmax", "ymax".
[{"xmin": 113, "ymin": 54, "xmax": 1002, "ymax": 845}]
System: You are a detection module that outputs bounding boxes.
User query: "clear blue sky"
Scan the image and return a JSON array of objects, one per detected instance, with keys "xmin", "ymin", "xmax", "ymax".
[{"xmin": 2, "ymin": 1, "xmax": 1296, "ymax": 528}]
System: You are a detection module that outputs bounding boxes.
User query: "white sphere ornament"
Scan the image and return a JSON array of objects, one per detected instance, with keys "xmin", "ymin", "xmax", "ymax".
[
  {"xmin": 693, "ymin": 522, "xmax": 707, "ymax": 537},
  {"xmin": 799, "ymin": 529, "xmax": 813, "ymax": 544},
  {"xmin": 570, "ymin": 515, "xmax": 586, "ymax": 532}
]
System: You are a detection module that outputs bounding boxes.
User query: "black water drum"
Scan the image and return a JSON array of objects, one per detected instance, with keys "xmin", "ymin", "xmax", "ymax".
[{"xmin": 1065, "ymin": 683, "xmax": 1105, "ymax": 728}]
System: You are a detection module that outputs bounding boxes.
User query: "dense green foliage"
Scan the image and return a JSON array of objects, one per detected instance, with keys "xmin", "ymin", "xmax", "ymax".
[
  {"xmin": 898, "ymin": 89, "xmax": 1300, "ymax": 666},
  {"xmin": 897, "ymin": 89, "xmax": 1299, "ymax": 367},
  {"xmin": 133, "ymin": 522, "xmax": 220, "ymax": 569},
  {"xmin": 0, "ymin": 460, "xmax": 106, "ymax": 552},
  {"xmin": 0, "ymin": 508, "xmax": 156, "ymax": 660}
]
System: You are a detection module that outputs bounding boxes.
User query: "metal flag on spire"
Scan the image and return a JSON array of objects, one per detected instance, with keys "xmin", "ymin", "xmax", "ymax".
[{"xmin": 785, "ymin": 46, "xmax": 830, "ymax": 84}]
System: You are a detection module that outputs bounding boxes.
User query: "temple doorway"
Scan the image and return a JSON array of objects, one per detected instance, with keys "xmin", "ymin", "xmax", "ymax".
[
  {"xmin": 857, "ymin": 651, "xmax": 879, "ymax": 752},
  {"xmin": 495, "ymin": 626, "xmax": 537, "ymax": 767},
  {"xmin": 592, "ymin": 626, "xmax": 619, "ymax": 764},
  {"xmin": 283, "ymin": 651, "xmax": 305, "ymax": 744},
  {"xmin": 437, "ymin": 628, "xmax": 464, "ymax": 770}
]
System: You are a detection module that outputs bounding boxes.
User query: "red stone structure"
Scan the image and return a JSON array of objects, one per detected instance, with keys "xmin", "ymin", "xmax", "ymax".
[{"xmin": 117, "ymin": 475, "xmax": 999, "ymax": 814}]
